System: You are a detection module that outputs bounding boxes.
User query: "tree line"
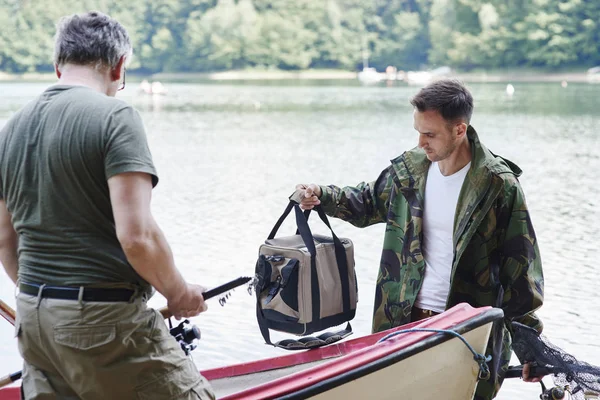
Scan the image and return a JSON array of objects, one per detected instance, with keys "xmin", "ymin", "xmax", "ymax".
[{"xmin": 0, "ymin": 0, "xmax": 598, "ymax": 74}]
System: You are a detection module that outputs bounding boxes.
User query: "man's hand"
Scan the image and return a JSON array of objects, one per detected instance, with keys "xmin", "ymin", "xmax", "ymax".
[
  {"xmin": 522, "ymin": 362, "xmax": 544, "ymax": 383},
  {"xmin": 295, "ymin": 184, "xmax": 322, "ymax": 210},
  {"xmin": 167, "ymin": 283, "xmax": 208, "ymax": 320}
]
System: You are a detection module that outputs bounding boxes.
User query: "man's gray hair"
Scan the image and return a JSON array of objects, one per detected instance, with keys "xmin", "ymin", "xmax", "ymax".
[{"xmin": 54, "ymin": 11, "xmax": 132, "ymax": 70}]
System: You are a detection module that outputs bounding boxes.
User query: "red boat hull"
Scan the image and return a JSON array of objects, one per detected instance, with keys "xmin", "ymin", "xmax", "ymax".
[{"xmin": 0, "ymin": 304, "xmax": 502, "ymax": 400}]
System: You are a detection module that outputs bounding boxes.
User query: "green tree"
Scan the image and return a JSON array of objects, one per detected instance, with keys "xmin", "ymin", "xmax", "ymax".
[{"xmin": 0, "ymin": 0, "xmax": 598, "ymax": 74}]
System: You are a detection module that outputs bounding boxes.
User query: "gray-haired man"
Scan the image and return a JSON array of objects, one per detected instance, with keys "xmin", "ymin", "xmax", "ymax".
[{"xmin": 0, "ymin": 11, "xmax": 215, "ymax": 399}]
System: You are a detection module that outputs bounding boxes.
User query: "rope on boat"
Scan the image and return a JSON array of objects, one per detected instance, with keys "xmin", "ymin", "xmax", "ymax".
[{"xmin": 377, "ymin": 328, "xmax": 492, "ymax": 380}]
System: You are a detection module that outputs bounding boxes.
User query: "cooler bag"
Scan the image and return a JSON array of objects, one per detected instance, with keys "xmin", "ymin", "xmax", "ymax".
[{"xmin": 254, "ymin": 196, "xmax": 357, "ymax": 350}]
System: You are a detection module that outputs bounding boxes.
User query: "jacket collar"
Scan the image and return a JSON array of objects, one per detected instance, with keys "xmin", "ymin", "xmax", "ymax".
[{"xmin": 390, "ymin": 125, "xmax": 522, "ymax": 190}]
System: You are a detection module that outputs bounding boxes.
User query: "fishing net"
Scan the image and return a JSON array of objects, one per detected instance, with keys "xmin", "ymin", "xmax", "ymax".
[{"xmin": 511, "ymin": 322, "xmax": 600, "ymax": 399}]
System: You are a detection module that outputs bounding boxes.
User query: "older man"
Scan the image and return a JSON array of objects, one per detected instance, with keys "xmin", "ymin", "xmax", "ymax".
[{"xmin": 0, "ymin": 11, "xmax": 214, "ymax": 399}]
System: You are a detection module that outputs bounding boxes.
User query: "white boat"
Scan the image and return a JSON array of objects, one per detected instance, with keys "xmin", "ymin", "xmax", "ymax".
[
  {"xmin": 357, "ymin": 67, "xmax": 384, "ymax": 84},
  {"xmin": 587, "ymin": 66, "xmax": 600, "ymax": 83},
  {"xmin": 406, "ymin": 66, "xmax": 452, "ymax": 86},
  {"xmin": 357, "ymin": 37, "xmax": 384, "ymax": 85}
]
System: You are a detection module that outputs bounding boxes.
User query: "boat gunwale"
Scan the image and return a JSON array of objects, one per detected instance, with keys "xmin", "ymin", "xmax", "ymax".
[
  {"xmin": 220, "ymin": 305, "xmax": 504, "ymax": 399},
  {"xmin": 277, "ymin": 306, "xmax": 503, "ymax": 399},
  {"xmin": 0, "ymin": 305, "xmax": 503, "ymax": 400},
  {"xmin": 202, "ymin": 319, "xmax": 427, "ymax": 381}
]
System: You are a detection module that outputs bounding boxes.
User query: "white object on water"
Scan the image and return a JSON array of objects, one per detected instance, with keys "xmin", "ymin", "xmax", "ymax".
[
  {"xmin": 358, "ymin": 67, "xmax": 383, "ymax": 84},
  {"xmin": 506, "ymin": 84, "xmax": 515, "ymax": 96},
  {"xmin": 587, "ymin": 66, "xmax": 600, "ymax": 82},
  {"xmin": 406, "ymin": 71, "xmax": 433, "ymax": 85}
]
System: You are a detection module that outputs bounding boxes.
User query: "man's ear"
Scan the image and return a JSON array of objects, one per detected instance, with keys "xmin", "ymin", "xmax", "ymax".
[
  {"xmin": 110, "ymin": 56, "xmax": 126, "ymax": 83},
  {"xmin": 55, "ymin": 64, "xmax": 61, "ymax": 79},
  {"xmin": 455, "ymin": 122, "xmax": 468, "ymax": 139}
]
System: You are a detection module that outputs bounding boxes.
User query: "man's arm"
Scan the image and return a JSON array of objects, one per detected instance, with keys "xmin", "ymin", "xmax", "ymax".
[
  {"xmin": 491, "ymin": 182, "xmax": 544, "ymax": 382},
  {"xmin": 499, "ymin": 183, "xmax": 544, "ymax": 332},
  {"xmin": 296, "ymin": 166, "xmax": 395, "ymax": 228},
  {"xmin": 0, "ymin": 200, "xmax": 18, "ymax": 284},
  {"xmin": 108, "ymin": 172, "xmax": 207, "ymax": 319},
  {"xmin": 500, "ymin": 185, "xmax": 545, "ymax": 383}
]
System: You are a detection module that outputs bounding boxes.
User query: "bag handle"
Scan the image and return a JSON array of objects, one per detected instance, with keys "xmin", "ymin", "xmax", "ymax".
[
  {"xmin": 267, "ymin": 201, "xmax": 316, "ymax": 256},
  {"xmin": 267, "ymin": 190, "xmax": 330, "ymax": 240},
  {"xmin": 267, "ymin": 192, "xmax": 351, "ymax": 315},
  {"xmin": 267, "ymin": 201, "xmax": 294, "ymax": 241}
]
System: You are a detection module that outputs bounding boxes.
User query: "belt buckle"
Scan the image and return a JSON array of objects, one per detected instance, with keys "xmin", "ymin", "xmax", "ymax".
[{"xmin": 421, "ymin": 308, "xmax": 434, "ymax": 317}]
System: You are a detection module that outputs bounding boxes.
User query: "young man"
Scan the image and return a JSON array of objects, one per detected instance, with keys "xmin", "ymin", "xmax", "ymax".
[
  {"xmin": 296, "ymin": 79, "xmax": 544, "ymax": 399},
  {"xmin": 0, "ymin": 12, "xmax": 215, "ymax": 399}
]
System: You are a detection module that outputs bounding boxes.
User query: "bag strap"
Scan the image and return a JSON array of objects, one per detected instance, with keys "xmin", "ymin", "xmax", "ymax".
[
  {"xmin": 265, "ymin": 201, "xmax": 321, "ymax": 327},
  {"xmin": 301, "ymin": 206, "xmax": 351, "ymax": 315},
  {"xmin": 267, "ymin": 201, "xmax": 294, "ymax": 240},
  {"xmin": 293, "ymin": 204, "xmax": 321, "ymax": 323},
  {"xmin": 267, "ymin": 198, "xmax": 351, "ymax": 316}
]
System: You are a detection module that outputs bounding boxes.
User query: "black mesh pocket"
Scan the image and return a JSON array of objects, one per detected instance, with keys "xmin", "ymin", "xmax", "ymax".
[
  {"xmin": 259, "ymin": 256, "xmax": 300, "ymax": 315},
  {"xmin": 255, "ymin": 255, "xmax": 273, "ymax": 293},
  {"xmin": 278, "ymin": 259, "xmax": 299, "ymax": 312}
]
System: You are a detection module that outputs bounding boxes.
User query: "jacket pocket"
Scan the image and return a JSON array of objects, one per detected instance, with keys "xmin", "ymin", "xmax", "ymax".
[{"xmin": 54, "ymin": 324, "xmax": 117, "ymax": 351}]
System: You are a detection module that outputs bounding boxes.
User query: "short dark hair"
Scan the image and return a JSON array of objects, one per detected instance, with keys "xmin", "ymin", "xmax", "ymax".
[
  {"xmin": 54, "ymin": 11, "xmax": 132, "ymax": 70},
  {"xmin": 410, "ymin": 79, "xmax": 473, "ymax": 124}
]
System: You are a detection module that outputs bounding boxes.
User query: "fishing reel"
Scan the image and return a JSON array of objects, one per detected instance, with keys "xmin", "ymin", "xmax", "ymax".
[
  {"xmin": 539, "ymin": 382, "xmax": 569, "ymax": 400},
  {"xmin": 540, "ymin": 384, "xmax": 600, "ymax": 400},
  {"xmin": 161, "ymin": 277, "xmax": 252, "ymax": 355},
  {"xmin": 169, "ymin": 319, "xmax": 201, "ymax": 356}
]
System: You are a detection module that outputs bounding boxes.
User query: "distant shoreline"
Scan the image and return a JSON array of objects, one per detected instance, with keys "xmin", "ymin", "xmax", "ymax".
[
  {"xmin": 454, "ymin": 70, "xmax": 594, "ymax": 83},
  {"xmin": 151, "ymin": 69, "xmax": 596, "ymax": 83},
  {"xmin": 0, "ymin": 69, "xmax": 595, "ymax": 83},
  {"xmin": 152, "ymin": 70, "xmax": 359, "ymax": 81}
]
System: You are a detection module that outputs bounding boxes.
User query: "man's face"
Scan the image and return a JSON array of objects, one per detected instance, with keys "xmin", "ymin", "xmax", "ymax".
[{"xmin": 413, "ymin": 109, "xmax": 458, "ymax": 162}]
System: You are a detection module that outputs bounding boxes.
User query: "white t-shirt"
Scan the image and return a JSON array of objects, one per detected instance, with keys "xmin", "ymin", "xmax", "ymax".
[{"xmin": 414, "ymin": 161, "xmax": 471, "ymax": 313}]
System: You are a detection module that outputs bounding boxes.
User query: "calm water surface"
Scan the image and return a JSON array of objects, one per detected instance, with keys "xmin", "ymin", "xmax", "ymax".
[{"xmin": 0, "ymin": 80, "xmax": 599, "ymax": 399}]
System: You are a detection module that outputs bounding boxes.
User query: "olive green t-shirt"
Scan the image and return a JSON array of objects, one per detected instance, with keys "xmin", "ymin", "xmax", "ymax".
[{"xmin": 0, "ymin": 85, "xmax": 158, "ymax": 288}]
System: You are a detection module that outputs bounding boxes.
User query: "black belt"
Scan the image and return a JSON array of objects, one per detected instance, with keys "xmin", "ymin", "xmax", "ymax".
[
  {"xmin": 19, "ymin": 282, "xmax": 135, "ymax": 302},
  {"xmin": 411, "ymin": 306, "xmax": 440, "ymax": 322}
]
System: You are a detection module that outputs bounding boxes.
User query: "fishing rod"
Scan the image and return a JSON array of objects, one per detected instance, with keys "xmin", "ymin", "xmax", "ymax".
[
  {"xmin": 159, "ymin": 276, "xmax": 252, "ymax": 319},
  {"xmin": 0, "ymin": 372, "xmax": 21, "ymax": 390},
  {"xmin": 0, "ymin": 300, "xmax": 15, "ymax": 326},
  {"xmin": 0, "ymin": 300, "xmax": 19, "ymax": 388},
  {"xmin": 0, "ymin": 276, "xmax": 252, "ymax": 389}
]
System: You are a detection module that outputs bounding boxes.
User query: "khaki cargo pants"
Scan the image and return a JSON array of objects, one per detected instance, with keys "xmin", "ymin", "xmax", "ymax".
[{"xmin": 15, "ymin": 291, "xmax": 215, "ymax": 400}]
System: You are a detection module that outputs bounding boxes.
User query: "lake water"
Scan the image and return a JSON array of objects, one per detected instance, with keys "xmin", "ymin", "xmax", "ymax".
[{"xmin": 0, "ymin": 79, "xmax": 599, "ymax": 399}]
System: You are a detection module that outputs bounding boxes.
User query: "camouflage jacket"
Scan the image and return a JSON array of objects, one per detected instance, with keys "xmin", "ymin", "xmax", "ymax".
[{"xmin": 319, "ymin": 126, "xmax": 544, "ymax": 399}]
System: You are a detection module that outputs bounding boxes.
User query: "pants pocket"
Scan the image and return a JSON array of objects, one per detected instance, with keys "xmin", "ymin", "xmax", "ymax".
[
  {"xmin": 189, "ymin": 375, "xmax": 217, "ymax": 400},
  {"xmin": 14, "ymin": 311, "xmax": 21, "ymax": 338},
  {"xmin": 54, "ymin": 324, "xmax": 117, "ymax": 351},
  {"xmin": 21, "ymin": 363, "xmax": 64, "ymax": 400},
  {"xmin": 136, "ymin": 359, "xmax": 213, "ymax": 400}
]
